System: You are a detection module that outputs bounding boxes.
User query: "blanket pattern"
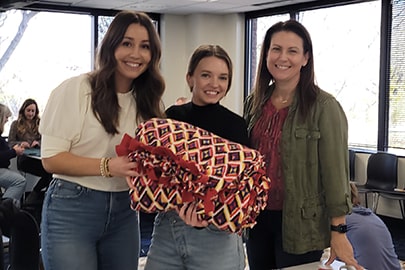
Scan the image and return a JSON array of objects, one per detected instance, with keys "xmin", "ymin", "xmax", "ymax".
[{"xmin": 116, "ymin": 118, "xmax": 271, "ymax": 234}]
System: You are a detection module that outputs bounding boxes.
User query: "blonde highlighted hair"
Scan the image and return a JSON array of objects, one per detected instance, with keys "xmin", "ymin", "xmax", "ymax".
[
  {"xmin": 0, "ymin": 104, "xmax": 12, "ymax": 135},
  {"xmin": 350, "ymin": 181, "xmax": 361, "ymax": 206}
]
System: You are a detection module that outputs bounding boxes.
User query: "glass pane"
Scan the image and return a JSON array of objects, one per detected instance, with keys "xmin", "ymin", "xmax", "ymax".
[
  {"xmin": 0, "ymin": 10, "xmax": 92, "ymax": 134},
  {"xmin": 298, "ymin": 1, "xmax": 381, "ymax": 149},
  {"xmin": 388, "ymin": 0, "xmax": 405, "ymax": 152},
  {"xmin": 249, "ymin": 14, "xmax": 290, "ymax": 90},
  {"xmin": 98, "ymin": 15, "xmax": 114, "ymax": 46}
]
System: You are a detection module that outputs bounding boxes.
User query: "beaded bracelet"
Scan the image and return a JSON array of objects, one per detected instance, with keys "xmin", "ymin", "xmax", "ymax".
[{"xmin": 100, "ymin": 157, "xmax": 112, "ymax": 178}]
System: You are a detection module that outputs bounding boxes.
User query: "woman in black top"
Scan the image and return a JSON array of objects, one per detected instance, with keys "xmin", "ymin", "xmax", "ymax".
[
  {"xmin": 144, "ymin": 45, "xmax": 248, "ymax": 270},
  {"xmin": 165, "ymin": 102, "xmax": 248, "ymax": 146}
]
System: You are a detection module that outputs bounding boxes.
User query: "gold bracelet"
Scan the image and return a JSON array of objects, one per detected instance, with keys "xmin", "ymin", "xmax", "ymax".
[
  {"xmin": 104, "ymin": 157, "xmax": 112, "ymax": 177},
  {"xmin": 100, "ymin": 157, "xmax": 112, "ymax": 177},
  {"xmin": 100, "ymin": 157, "xmax": 107, "ymax": 177}
]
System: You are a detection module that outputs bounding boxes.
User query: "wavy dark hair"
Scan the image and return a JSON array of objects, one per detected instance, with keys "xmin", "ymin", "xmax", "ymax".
[
  {"xmin": 89, "ymin": 10, "xmax": 165, "ymax": 135},
  {"xmin": 187, "ymin": 44, "xmax": 233, "ymax": 93},
  {"xmin": 16, "ymin": 98, "xmax": 40, "ymax": 137},
  {"xmin": 249, "ymin": 19, "xmax": 319, "ymax": 121}
]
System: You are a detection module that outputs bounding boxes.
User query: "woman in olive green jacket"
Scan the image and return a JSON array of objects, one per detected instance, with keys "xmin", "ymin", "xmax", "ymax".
[{"xmin": 243, "ymin": 20, "xmax": 362, "ymax": 270}]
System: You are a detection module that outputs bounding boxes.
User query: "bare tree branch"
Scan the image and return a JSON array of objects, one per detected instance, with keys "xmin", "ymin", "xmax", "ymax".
[{"xmin": 0, "ymin": 10, "xmax": 37, "ymax": 72}]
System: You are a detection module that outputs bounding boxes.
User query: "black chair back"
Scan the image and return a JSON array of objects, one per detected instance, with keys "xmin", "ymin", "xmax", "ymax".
[
  {"xmin": 365, "ymin": 152, "xmax": 398, "ymax": 191},
  {"xmin": 8, "ymin": 210, "xmax": 40, "ymax": 270},
  {"xmin": 349, "ymin": 149, "xmax": 355, "ymax": 181}
]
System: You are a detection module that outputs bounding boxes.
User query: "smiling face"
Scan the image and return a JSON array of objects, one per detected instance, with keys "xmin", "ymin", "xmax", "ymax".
[
  {"xmin": 114, "ymin": 23, "xmax": 151, "ymax": 92},
  {"xmin": 188, "ymin": 56, "xmax": 229, "ymax": 106},
  {"xmin": 266, "ymin": 31, "xmax": 309, "ymax": 85},
  {"xmin": 24, "ymin": 104, "xmax": 37, "ymax": 121}
]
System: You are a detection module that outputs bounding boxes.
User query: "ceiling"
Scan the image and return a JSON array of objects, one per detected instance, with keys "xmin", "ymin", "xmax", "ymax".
[{"xmin": 2, "ymin": 0, "xmax": 316, "ymax": 14}]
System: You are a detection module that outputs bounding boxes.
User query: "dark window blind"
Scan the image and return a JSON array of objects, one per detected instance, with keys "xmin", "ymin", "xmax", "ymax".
[{"xmin": 388, "ymin": 0, "xmax": 405, "ymax": 150}]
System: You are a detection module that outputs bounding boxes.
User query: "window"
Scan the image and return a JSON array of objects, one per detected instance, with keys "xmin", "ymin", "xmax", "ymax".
[
  {"xmin": 246, "ymin": 0, "xmax": 389, "ymax": 151},
  {"xmin": 0, "ymin": 8, "xmax": 157, "ymax": 136},
  {"xmin": 0, "ymin": 10, "xmax": 92, "ymax": 134},
  {"xmin": 388, "ymin": 0, "xmax": 405, "ymax": 152},
  {"xmin": 246, "ymin": 13, "xmax": 290, "ymax": 91},
  {"xmin": 299, "ymin": 2, "xmax": 381, "ymax": 149}
]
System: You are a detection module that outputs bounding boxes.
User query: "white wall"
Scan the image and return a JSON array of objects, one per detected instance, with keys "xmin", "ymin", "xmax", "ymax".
[
  {"xmin": 353, "ymin": 153, "xmax": 405, "ymax": 219},
  {"xmin": 160, "ymin": 13, "xmax": 245, "ymax": 115}
]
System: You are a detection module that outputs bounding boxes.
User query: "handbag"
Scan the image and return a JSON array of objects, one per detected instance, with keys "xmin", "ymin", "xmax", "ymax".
[{"xmin": 116, "ymin": 118, "xmax": 271, "ymax": 234}]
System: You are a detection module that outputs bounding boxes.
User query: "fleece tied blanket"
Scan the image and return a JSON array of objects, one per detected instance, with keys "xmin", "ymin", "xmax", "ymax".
[{"xmin": 116, "ymin": 118, "xmax": 271, "ymax": 234}]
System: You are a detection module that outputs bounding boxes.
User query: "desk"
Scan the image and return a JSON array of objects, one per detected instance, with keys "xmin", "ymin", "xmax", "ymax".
[
  {"xmin": 23, "ymin": 148, "xmax": 41, "ymax": 159},
  {"xmin": 283, "ymin": 260, "xmax": 345, "ymax": 270},
  {"xmin": 19, "ymin": 148, "xmax": 42, "ymax": 191}
]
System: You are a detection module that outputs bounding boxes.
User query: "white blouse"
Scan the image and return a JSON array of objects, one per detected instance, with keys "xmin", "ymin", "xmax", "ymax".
[{"xmin": 39, "ymin": 73, "xmax": 138, "ymax": 192}]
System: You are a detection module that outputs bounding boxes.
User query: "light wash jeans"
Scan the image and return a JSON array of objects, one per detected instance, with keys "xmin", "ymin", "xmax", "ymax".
[
  {"xmin": 0, "ymin": 168, "xmax": 26, "ymax": 205},
  {"xmin": 145, "ymin": 210, "xmax": 245, "ymax": 270},
  {"xmin": 41, "ymin": 179, "xmax": 140, "ymax": 270}
]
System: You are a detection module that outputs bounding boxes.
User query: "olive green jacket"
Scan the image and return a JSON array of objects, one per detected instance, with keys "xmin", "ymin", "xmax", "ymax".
[{"xmin": 244, "ymin": 85, "xmax": 352, "ymax": 254}]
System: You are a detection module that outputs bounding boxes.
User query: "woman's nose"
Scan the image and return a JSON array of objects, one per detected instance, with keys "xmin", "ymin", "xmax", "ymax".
[
  {"xmin": 130, "ymin": 46, "xmax": 140, "ymax": 57},
  {"xmin": 210, "ymin": 77, "xmax": 219, "ymax": 87}
]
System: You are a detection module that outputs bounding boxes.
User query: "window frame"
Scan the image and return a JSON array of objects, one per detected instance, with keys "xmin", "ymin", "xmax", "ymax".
[{"xmin": 244, "ymin": 0, "xmax": 394, "ymax": 153}]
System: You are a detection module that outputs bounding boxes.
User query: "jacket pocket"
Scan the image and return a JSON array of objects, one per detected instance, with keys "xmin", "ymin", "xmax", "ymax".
[
  {"xmin": 299, "ymin": 199, "xmax": 329, "ymax": 248},
  {"xmin": 295, "ymin": 128, "xmax": 321, "ymax": 140},
  {"xmin": 301, "ymin": 196, "xmax": 325, "ymax": 220},
  {"xmin": 294, "ymin": 128, "xmax": 321, "ymax": 165}
]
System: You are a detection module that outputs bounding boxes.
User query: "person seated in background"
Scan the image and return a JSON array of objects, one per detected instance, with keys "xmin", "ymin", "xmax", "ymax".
[
  {"xmin": 346, "ymin": 182, "xmax": 401, "ymax": 270},
  {"xmin": 0, "ymin": 104, "xmax": 26, "ymax": 208},
  {"xmin": 8, "ymin": 98, "xmax": 52, "ymax": 205}
]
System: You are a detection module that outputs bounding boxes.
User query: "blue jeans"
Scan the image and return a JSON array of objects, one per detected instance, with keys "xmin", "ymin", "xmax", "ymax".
[
  {"xmin": 145, "ymin": 211, "xmax": 245, "ymax": 270},
  {"xmin": 41, "ymin": 179, "xmax": 140, "ymax": 270},
  {"xmin": 0, "ymin": 168, "xmax": 26, "ymax": 205}
]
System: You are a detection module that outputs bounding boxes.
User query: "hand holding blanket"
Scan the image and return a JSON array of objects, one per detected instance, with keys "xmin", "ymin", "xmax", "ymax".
[{"xmin": 116, "ymin": 118, "xmax": 271, "ymax": 234}]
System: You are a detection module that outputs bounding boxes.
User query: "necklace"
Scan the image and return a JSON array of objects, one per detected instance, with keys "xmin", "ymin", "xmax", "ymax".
[{"xmin": 274, "ymin": 92, "xmax": 292, "ymax": 104}]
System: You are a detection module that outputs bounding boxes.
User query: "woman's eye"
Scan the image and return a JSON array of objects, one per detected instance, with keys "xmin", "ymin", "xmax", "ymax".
[
  {"xmin": 140, "ymin": 43, "xmax": 150, "ymax": 50},
  {"xmin": 201, "ymin": 73, "xmax": 210, "ymax": 78},
  {"xmin": 219, "ymin": 76, "xmax": 228, "ymax": 81},
  {"xmin": 122, "ymin": 41, "xmax": 132, "ymax": 47}
]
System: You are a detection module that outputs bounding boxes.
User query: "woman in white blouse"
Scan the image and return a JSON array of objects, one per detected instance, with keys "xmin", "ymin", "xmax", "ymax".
[{"xmin": 39, "ymin": 10, "xmax": 165, "ymax": 270}]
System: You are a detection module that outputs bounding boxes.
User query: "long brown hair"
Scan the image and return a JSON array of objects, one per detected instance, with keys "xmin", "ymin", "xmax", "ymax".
[
  {"xmin": 16, "ymin": 98, "xmax": 40, "ymax": 137},
  {"xmin": 89, "ymin": 10, "xmax": 165, "ymax": 135},
  {"xmin": 187, "ymin": 44, "xmax": 233, "ymax": 93},
  {"xmin": 249, "ymin": 20, "xmax": 319, "ymax": 121}
]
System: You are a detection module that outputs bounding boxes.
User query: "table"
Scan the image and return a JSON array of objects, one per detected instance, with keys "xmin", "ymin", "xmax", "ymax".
[
  {"xmin": 20, "ymin": 148, "xmax": 42, "ymax": 191},
  {"xmin": 23, "ymin": 148, "xmax": 41, "ymax": 160},
  {"xmin": 282, "ymin": 260, "xmax": 346, "ymax": 270}
]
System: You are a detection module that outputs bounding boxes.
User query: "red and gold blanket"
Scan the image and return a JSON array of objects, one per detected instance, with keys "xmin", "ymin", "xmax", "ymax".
[{"xmin": 116, "ymin": 118, "xmax": 271, "ymax": 234}]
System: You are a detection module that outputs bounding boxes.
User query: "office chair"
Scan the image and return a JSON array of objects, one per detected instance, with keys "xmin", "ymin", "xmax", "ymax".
[
  {"xmin": 7, "ymin": 210, "xmax": 40, "ymax": 270},
  {"xmin": 348, "ymin": 149, "xmax": 378, "ymax": 208},
  {"xmin": 358, "ymin": 152, "xmax": 405, "ymax": 219},
  {"xmin": 349, "ymin": 149, "xmax": 356, "ymax": 181}
]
